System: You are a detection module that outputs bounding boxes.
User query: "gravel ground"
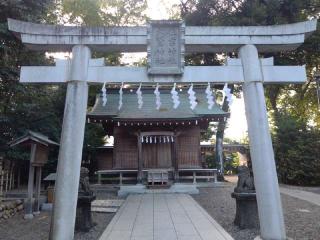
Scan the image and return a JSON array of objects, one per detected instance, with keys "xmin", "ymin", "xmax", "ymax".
[
  {"xmin": 193, "ymin": 184, "xmax": 320, "ymax": 240},
  {"xmin": 0, "ymin": 189, "xmax": 121, "ymax": 240},
  {"xmin": 280, "ymin": 184, "xmax": 320, "ymax": 195},
  {"xmin": 1, "ymin": 184, "xmax": 320, "ymax": 240}
]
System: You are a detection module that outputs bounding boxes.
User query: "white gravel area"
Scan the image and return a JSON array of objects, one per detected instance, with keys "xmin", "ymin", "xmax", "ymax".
[{"xmin": 192, "ymin": 184, "xmax": 320, "ymax": 240}]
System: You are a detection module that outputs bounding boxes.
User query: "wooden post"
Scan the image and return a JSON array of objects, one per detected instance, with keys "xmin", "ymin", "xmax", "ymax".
[
  {"xmin": 25, "ymin": 143, "xmax": 37, "ymax": 219},
  {"xmin": 9, "ymin": 163, "xmax": 14, "ymax": 190},
  {"xmin": 17, "ymin": 167, "xmax": 21, "ymax": 189},
  {"xmin": 0, "ymin": 160, "xmax": 3, "ymax": 198},
  {"xmin": 34, "ymin": 166, "xmax": 42, "ymax": 214},
  {"xmin": 173, "ymin": 135, "xmax": 179, "ymax": 181},
  {"xmin": 214, "ymin": 171, "xmax": 218, "ymax": 183},
  {"xmin": 193, "ymin": 171, "xmax": 196, "ymax": 184},
  {"xmin": 97, "ymin": 172, "xmax": 101, "ymax": 185},
  {"xmin": 137, "ymin": 133, "xmax": 143, "ymax": 184},
  {"xmin": 5, "ymin": 170, "xmax": 8, "ymax": 192},
  {"xmin": 119, "ymin": 172, "xmax": 123, "ymax": 185}
]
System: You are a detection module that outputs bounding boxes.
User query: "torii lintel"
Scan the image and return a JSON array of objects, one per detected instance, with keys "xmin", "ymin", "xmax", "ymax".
[{"xmin": 7, "ymin": 18, "xmax": 317, "ymax": 53}]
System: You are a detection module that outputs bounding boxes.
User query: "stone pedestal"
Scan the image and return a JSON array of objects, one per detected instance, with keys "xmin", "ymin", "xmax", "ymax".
[
  {"xmin": 75, "ymin": 195, "xmax": 96, "ymax": 232},
  {"xmin": 231, "ymin": 192, "xmax": 259, "ymax": 229}
]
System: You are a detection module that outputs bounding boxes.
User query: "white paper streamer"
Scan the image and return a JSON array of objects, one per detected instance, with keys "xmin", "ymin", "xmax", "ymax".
[
  {"xmin": 136, "ymin": 83, "xmax": 143, "ymax": 109},
  {"xmin": 118, "ymin": 82, "xmax": 124, "ymax": 110},
  {"xmin": 188, "ymin": 83, "xmax": 197, "ymax": 110},
  {"xmin": 171, "ymin": 83, "xmax": 180, "ymax": 109},
  {"xmin": 102, "ymin": 82, "xmax": 107, "ymax": 106},
  {"xmin": 223, "ymin": 83, "xmax": 233, "ymax": 106},
  {"xmin": 154, "ymin": 83, "xmax": 161, "ymax": 110},
  {"xmin": 205, "ymin": 82, "xmax": 215, "ymax": 110}
]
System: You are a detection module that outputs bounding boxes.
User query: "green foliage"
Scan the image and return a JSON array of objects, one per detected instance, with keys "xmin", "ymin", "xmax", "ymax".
[
  {"xmin": 0, "ymin": 0, "xmax": 60, "ymax": 158},
  {"xmin": 224, "ymin": 153, "xmax": 240, "ymax": 175},
  {"xmin": 180, "ymin": 0, "xmax": 320, "ymax": 185},
  {"xmin": 205, "ymin": 154, "xmax": 217, "ymax": 169},
  {"xmin": 61, "ymin": 0, "xmax": 148, "ymax": 26},
  {"xmin": 274, "ymin": 114, "xmax": 320, "ymax": 185}
]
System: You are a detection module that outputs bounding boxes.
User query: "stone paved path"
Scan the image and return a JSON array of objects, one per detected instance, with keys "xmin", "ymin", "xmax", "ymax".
[
  {"xmin": 99, "ymin": 193, "xmax": 233, "ymax": 240},
  {"xmin": 280, "ymin": 187, "xmax": 320, "ymax": 206}
]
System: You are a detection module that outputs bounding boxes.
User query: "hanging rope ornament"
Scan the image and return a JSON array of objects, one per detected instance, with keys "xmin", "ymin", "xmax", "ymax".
[
  {"xmin": 205, "ymin": 82, "xmax": 215, "ymax": 109},
  {"xmin": 136, "ymin": 83, "xmax": 143, "ymax": 109},
  {"xmin": 118, "ymin": 82, "xmax": 124, "ymax": 110},
  {"xmin": 223, "ymin": 83, "xmax": 233, "ymax": 106},
  {"xmin": 188, "ymin": 83, "xmax": 197, "ymax": 110},
  {"xmin": 171, "ymin": 83, "xmax": 180, "ymax": 109},
  {"xmin": 154, "ymin": 83, "xmax": 161, "ymax": 110},
  {"xmin": 101, "ymin": 82, "xmax": 107, "ymax": 106}
]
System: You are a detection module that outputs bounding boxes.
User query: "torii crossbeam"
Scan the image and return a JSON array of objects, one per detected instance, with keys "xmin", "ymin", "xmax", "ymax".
[{"xmin": 8, "ymin": 18, "xmax": 317, "ymax": 240}]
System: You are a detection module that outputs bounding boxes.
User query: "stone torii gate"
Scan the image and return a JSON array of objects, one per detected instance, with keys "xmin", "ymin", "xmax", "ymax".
[{"xmin": 8, "ymin": 18, "xmax": 316, "ymax": 240}]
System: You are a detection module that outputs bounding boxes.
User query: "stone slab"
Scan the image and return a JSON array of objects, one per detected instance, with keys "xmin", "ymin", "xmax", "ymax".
[
  {"xmin": 91, "ymin": 207, "xmax": 118, "ymax": 213},
  {"xmin": 99, "ymin": 193, "xmax": 233, "ymax": 240}
]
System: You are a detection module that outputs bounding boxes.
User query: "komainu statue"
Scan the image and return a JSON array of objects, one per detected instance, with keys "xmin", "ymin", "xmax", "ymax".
[
  {"xmin": 234, "ymin": 166, "xmax": 255, "ymax": 193},
  {"xmin": 75, "ymin": 167, "xmax": 96, "ymax": 232},
  {"xmin": 79, "ymin": 167, "xmax": 93, "ymax": 196},
  {"xmin": 231, "ymin": 165, "xmax": 259, "ymax": 229}
]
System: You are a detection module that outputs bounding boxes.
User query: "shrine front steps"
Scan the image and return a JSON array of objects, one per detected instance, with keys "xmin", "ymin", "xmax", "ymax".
[{"xmin": 118, "ymin": 183, "xmax": 199, "ymax": 197}]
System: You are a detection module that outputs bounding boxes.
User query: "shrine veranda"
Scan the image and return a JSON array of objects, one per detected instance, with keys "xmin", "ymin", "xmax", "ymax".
[{"xmin": 8, "ymin": 18, "xmax": 317, "ymax": 240}]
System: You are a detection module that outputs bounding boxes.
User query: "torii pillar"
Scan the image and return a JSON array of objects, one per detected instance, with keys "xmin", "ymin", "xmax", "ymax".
[
  {"xmin": 240, "ymin": 45, "xmax": 285, "ymax": 239},
  {"xmin": 50, "ymin": 45, "xmax": 91, "ymax": 240}
]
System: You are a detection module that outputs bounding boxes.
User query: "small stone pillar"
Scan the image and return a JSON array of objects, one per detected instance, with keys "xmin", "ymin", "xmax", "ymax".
[{"xmin": 231, "ymin": 166, "xmax": 259, "ymax": 229}]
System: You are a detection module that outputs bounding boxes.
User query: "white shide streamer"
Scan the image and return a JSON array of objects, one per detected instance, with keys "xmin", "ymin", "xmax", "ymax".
[
  {"xmin": 154, "ymin": 83, "xmax": 161, "ymax": 110},
  {"xmin": 171, "ymin": 83, "xmax": 180, "ymax": 109},
  {"xmin": 188, "ymin": 83, "xmax": 197, "ymax": 110},
  {"xmin": 205, "ymin": 82, "xmax": 215, "ymax": 109},
  {"xmin": 118, "ymin": 82, "xmax": 124, "ymax": 110},
  {"xmin": 223, "ymin": 83, "xmax": 233, "ymax": 106},
  {"xmin": 102, "ymin": 82, "xmax": 107, "ymax": 106},
  {"xmin": 136, "ymin": 83, "xmax": 143, "ymax": 109}
]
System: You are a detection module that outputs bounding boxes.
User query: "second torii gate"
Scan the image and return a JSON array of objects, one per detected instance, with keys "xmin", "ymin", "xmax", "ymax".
[{"xmin": 8, "ymin": 18, "xmax": 317, "ymax": 240}]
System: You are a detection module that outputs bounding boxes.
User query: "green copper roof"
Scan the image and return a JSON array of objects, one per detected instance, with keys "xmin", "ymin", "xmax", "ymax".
[{"xmin": 88, "ymin": 89, "xmax": 229, "ymax": 121}]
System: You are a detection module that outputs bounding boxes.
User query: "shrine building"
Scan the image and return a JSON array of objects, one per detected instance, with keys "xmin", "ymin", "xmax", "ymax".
[{"xmin": 88, "ymin": 89, "xmax": 229, "ymax": 184}]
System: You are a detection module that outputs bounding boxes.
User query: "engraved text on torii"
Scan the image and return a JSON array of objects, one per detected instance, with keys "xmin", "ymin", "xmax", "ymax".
[{"xmin": 152, "ymin": 26, "xmax": 179, "ymax": 66}]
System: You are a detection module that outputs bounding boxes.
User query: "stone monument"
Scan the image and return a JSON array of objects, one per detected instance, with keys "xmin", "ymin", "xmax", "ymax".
[
  {"xmin": 231, "ymin": 165, "xmax": 259, "ymax": 229},
  {"xmin": 75, "ymin": 167, "xmax": 96, "ymax": 232}
]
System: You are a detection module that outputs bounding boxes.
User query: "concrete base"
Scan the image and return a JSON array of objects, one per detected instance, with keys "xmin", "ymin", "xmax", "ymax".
[
  {"xmin": 254, "ymin": 237, "xmax": 293, "ymax": 240},
  {"xmin": 24, "ymin": 213, "xmax": 34, "ymax": 220},
  {"xmin": 118, "ymin": 184, "xmax": 146, "ymax": 197},
  {"xmin": 41, "ymin": 203, "xmax": 53, "ymax": 212},
  {"xmin": 169, "ymin": 183, "xmax": 199, "ymax": 194},
  {"xmin": 33, "ymin": 211, "xmax": 41, "ymax": 215},
  {"xmin": 118, "ymin": 183, "xmax": 199, "ymax": 197}
]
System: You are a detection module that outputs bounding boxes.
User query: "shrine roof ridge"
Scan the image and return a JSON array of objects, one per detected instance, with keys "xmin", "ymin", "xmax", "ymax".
[
  {"xmin": 8, "ymin": 18, "xmax": 317, "ymax": 53},
  {"xmin": 88, "ymin": 91, "xmax": 229, "ymax": 121},
  {"xmin": 9, "ymin": 130, "xmax": 59, "ymax": 147}
]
